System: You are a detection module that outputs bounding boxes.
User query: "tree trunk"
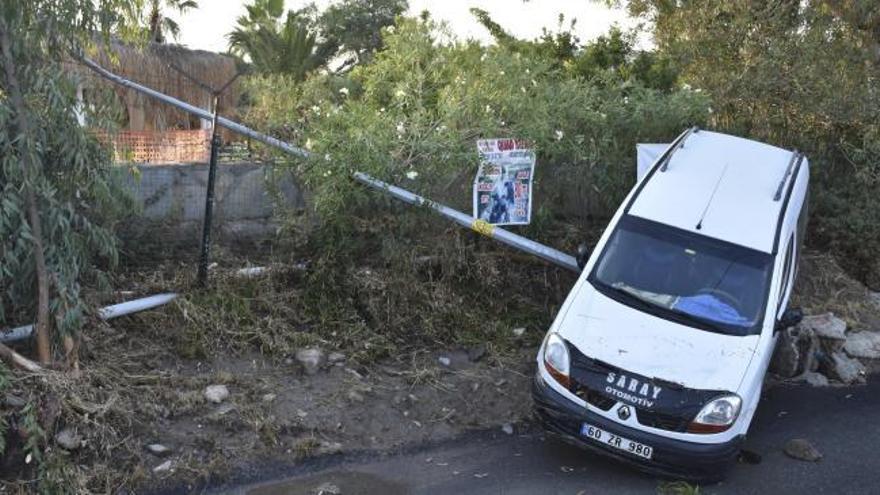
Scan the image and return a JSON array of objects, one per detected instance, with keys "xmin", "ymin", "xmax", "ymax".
[{"xmin": 0, "ymin": 20, "xmax": 53, "ymax": 365}]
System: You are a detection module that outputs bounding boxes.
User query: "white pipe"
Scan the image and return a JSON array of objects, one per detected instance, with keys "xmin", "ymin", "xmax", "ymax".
[{"xmin": 0, "ymin": 293, "xmax": 179, "ymax": 343}]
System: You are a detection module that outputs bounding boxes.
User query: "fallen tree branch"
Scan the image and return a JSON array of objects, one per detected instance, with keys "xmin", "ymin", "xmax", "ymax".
[{"xmin": 0, "ymin": 342, "xmax": 44, "ymax": 373}]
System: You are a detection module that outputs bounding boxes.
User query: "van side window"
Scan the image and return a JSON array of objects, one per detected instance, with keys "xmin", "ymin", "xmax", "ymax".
[{"xmin": 778, "ymin": 236, "xmax": 795, "ymax": 310}]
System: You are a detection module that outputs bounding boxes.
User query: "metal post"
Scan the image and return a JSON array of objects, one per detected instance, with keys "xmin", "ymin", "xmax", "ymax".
[{"xmin": 197, "ymin": 95, "xmax": 222, "ymax": 287}]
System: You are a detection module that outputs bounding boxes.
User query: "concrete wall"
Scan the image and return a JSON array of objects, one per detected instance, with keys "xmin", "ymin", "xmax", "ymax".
[{"xmin": 122, "ymin": 162, "xmax": 304, "ymax": 245}]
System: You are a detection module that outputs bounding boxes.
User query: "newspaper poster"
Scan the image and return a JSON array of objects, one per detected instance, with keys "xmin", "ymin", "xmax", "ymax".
[{"xmin": 473, "ymin": 138, "xmax": 535, "ymax": 226}]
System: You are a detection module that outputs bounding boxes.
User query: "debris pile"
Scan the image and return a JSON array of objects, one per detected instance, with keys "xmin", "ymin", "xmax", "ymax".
[{"xmin": 771, "ymin": 312, "xmax": 873, "ymax": 385}]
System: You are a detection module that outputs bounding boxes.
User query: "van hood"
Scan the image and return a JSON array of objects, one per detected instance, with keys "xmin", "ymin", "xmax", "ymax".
[{"xmin": 555, "ymin": 283, "xmax": 759, "ymax": 393}]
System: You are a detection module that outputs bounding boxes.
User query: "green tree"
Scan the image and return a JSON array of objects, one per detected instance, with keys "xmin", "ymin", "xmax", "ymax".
[
  {"xmin": 317, "ymin": 0, "xmax": 408, "ymax": 71},
  {"xmin": 228, "ymin": 0, "xmax": 329, "ymax": 79},
  {"xmin": 147, "ymin": 0, "xmax": 198, "ymax": 43},
  {"xmin": 0, "ymin": 1, "xmax": 134, "ymax": 367}
]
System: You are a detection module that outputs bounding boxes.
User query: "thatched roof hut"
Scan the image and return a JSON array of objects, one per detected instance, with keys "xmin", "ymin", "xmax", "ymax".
[{"xmin": 83, "ymin": 41, "xmax": 242, "ymax": 135}]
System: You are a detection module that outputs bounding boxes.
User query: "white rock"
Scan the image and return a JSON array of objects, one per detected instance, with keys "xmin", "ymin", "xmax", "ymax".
[
  {"xmin": 438, "ymin": 356, "xmax": 452, "ymax": 367},
  {"xmin": 512, "ymin": 327, "xmax": 526, "ymax": 338},
  {"xmin": 296, "ymin": 348, "xmax": 325, "ymax": 375},
  {"xmin": 347, "ymin": 390, "xmax": 364, "ymax": 403},
  {"xmin": 153, "ymin": 460, "xmax": 173, "ymax": 473},
  {"xmin": 328, "ymin": 352, "xmax": 347, "ymax": 364},
  {"xmin": 801, "ymin": 313, "xmax": 847, "ymax": 341},
  {"xmin": 146, "ymin": 444, "xmax": 172, "ymax": 457},
  {"xmin": 262, "ymin": 393, "xmax": 277, "ymax": 402},
  {"xmin": 54, "ymin": 428, "xmax": 81, "ymax": 450},
  {"xmin": 844, "ymin": 331, "xmax": 880, "ymax": 359},
  {"xmin": 204, "ymin": 384, "xmax": 229, "ymax": 404},
  {"xmin": 826, "ymin": 352, "xmax": 865, "ymax": 384},
  {"xmin": 501, "ymin": 423, "xmax": 514, "ymax": 435},
  {"xmin": 803, "ymin": 371, "xmax": 829, "ymax": 387}
]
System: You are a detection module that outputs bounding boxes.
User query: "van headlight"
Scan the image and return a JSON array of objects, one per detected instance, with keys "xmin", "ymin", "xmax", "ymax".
[
  {"xmin": 688, "ymin": 395, "xmax": 742, "ymax": 434},
  {"xmin": 543, "ymin": 332, "xmax": 570, "ymax": 389}
]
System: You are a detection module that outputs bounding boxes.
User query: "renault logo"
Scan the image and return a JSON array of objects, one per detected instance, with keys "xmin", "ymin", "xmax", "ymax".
[{"xmin": 617, "ymin": 405, "xmax": 631, "ymax": 420}]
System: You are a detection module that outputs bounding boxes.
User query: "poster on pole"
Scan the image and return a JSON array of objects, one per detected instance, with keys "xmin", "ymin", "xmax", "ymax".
[{"xmin": 473, "ymin": 138, "xmax": 535, "ymax": 226}]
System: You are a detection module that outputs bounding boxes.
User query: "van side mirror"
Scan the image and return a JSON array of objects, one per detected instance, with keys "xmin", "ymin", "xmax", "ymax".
[
  {"xmin": 576, "ymin": 243, "xmax": 592, "ymax": 270},
  {"xmin": 775, "ymin": 307, "xmax": 804, "ymax": 332}
]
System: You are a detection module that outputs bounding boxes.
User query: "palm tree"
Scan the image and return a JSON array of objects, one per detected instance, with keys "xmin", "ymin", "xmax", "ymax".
[
  {"xmin": 228, "ymin": 0, "xmax": 330, "ymax": 79},
  {"xmin": 148, "ymin": 0, "xmax": 198, "ymax": 43}
]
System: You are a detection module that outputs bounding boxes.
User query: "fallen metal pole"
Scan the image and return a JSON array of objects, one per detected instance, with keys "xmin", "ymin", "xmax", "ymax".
[
  {"xmin": 0, "ymin": 293, "xmax": 179, "ymax": 343},
  {"xmin": 80, "ymin": 57, "xmax": 580, "ymax": 274},
  {"xmin": 353, "ymin": 173, "xmax": 579, "ymax": 272}
]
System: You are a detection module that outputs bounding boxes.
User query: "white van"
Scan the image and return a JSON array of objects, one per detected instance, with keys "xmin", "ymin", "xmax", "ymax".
[{"xmin": 532, "ymin": 128, "xmax": 809, "ymax": 481}]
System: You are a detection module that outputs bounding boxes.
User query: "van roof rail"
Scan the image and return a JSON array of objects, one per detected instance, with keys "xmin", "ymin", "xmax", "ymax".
[
  {"xmin": 773, "ymin": 151, "xmax": 802, "ymax": 201},
  {"xmin": 659, "ymin": 126, "xmax": 699, "ymax": 172}
]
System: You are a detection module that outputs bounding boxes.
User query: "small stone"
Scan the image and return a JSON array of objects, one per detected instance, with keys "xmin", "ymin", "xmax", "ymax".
[
  {"xmin": 204, "ymin": 384, "xmax": 229, "ymax": 404},
  {"xmin": 296, "ymin": 409, "xmax": 308, "ymax": 418},
  {"xmin": 54, "ymin": 428, "xmax": 81, "ymax": 450},
  {"xmin": 512, "ymin": 327, "xmax": 526, "ymax": 338},
  {"xmin": 146, "ymin": 444, "xmax": 172, "ymax": 457},
  {"xmin": 153, "ymin": 460, "xmax": 173, "ymax": 473},
  {"xmin": 824, "ymin": 351, "xmax": 865, "ymax": 384},
  {"xmin": 501, "ymin": 423, "xmax": 514, "ymax": 435},
  {"xmin": 328, "ymin": 352, "xmax": 347, "ymax": 364},
  {"xmin": 209, "ymin": 403, "xmax": 236, "ymax": 418},
  {"xmin": 347, "ymin": 390, "xmax": 364, "ymax": 403},
  {"xmin": 784, "ymin": 438, "xmax": 822, "ymax": 462},
  {"xmin": 843, "ymin": 331, "xmax": 880, "ymax": 359},
  {"xmin": 468, "ymin": 343, "xmax": 488, "ymax": 362},
  {"xmin": 317, "ymin": 441, "xmax": 343, "ymax": 456},
  {"xmin": 804, "ymin": 371, "xmax": 829, "ymax": 387},
  {"xmin": 262, "ymin": 393, "xmax": 277, "ymax": 402},
  {"xmin": 438, "ymin": 356, "xmax": 452, "ymax": 367},
  {"xmin": 313, "ymin": 482, "xmax": 341, "ymax": 495},
  {"xmin": 296, "ymin": 348, "xmax": 325, "ymax": 375},
  {"xmin": 801, "ymin": 313, "xmax": 847, "ymax": 341}
]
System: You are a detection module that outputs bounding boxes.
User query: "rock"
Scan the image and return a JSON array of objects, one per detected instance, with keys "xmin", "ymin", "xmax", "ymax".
[
  {"xmin": 843, "ymin": 331, "xmax": 880, "ymax": 359},
  {"xmin": 153, "ymin": 460, "xmax": 173, "ymax": 473},
  {"xmin": 770, "ymin": 327, "xmax": 801, "ymax": 378},
  {"xmin": 54, "ymin": 428, "xmax": 81, "ymax": 451},
  {"xmin": 317, "ymin": 441, "xmax": 343, "ymax": 456},
  {"xmin": 438, "ymin": 356, "xmax": 452, "ymax": 367},
  {"xmin": 803, "ymin": 371, "xmax": 829, "ymax": 387},
  {"xmin": 262, "ymin": 393, "xmax": 277, "ymax": 403},
  {"xmin": 801, "ymin": 313, "xmax": 847, "ymax": 350},
  {"xmin": 784, "ymin": 438, "xmax": 822, "ymax": 462},
  {"xmin": 501, "ymin": 423, "xmax": 514, "ymax": 435},
  {"xmin": 209, "ymin": 403, "xmax": 236, "ymax": 419},
  {"xmin": 296, "ymin": 348, "xmax": 325, "ymax": 375},
  {"xmin": 869, "ymin": 292, "xmax": 880, "ymax": 310},
  {"xmin": 512, "ymin": 327, "xmax": 526, "ymax": 338},
  {"xmin": 328, "ymin": 352, "xmax": 347, "ymax": 364},
  {"xmin": 346, "ymin": 390, "xmax": 364, "ymax": 403},
  {"xmin": 313, "ymin": 482, "xmax": 341, "ymax": 495},
  {"xmin": 467, "ymin": 343, "xmax": 488, "ymax": 362},
  {"xmin": 146, "ymin": 444, "xmax": 171, "ymax": 457},
  {"xmin": 824, "ymin": 351, "xmax": 865, "ymax": 384},
  {"xmin": 204, "ymin": 384, "xmax": 229, "ymax": 404}
]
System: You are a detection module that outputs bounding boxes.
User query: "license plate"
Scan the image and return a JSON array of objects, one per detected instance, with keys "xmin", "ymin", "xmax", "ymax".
[{"xmin": 580, "ymin": 423, "xmax": 653, "ymax": 460}]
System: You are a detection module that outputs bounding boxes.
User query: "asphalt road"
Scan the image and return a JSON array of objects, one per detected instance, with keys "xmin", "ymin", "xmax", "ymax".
[{"xmin": 219, "ymin": 380, "xmax": 880, "ymax": 495}]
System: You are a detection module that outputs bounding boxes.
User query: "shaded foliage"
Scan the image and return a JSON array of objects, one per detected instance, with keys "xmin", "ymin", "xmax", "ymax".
[{"xmin": 613, "ymin": 0, "xmax": 880, "ymax": 284}]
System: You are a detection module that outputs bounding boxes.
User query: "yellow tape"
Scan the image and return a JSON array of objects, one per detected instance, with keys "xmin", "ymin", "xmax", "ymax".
[{"xmin": 471, "ymin": 219, "xmax": 495, "ymax": 238}]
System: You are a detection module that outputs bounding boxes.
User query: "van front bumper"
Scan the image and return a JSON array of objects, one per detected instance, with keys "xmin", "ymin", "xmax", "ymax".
[{"xmin": 532, "ymin": 373, "xmax": 743, "ymax": 481}]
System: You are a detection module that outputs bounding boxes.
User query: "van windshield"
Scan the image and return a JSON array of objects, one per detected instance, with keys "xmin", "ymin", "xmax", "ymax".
[{"xmin": 589, "ymin": 215, "xmax": 774, "ymax": 336}]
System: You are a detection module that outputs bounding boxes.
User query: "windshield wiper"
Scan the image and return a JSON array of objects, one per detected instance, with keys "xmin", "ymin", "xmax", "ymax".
[{"xmin": 665, "ymin": 306, "xmax": 734, "ymax": 335}]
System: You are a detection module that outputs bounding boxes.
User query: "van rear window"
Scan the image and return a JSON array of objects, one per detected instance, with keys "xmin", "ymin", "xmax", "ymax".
[{"xmin": 589, "ymin": 215, "xmax": 773, "ymax": 336}]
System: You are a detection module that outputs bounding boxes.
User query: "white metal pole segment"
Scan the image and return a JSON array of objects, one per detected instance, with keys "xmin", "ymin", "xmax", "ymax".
[
  {"xmin": 352, "ymin": 173, "xmax": 579, "ymax": 272},
  {"xmin": 80, "ymin": 57, "xmax": 580, "ymax": 274}
]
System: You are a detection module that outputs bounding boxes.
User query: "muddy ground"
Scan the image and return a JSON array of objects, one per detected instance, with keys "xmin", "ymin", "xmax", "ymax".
[{"xmin": 0, "ymin": 245, "xmax": 877, "ymax": 493}]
